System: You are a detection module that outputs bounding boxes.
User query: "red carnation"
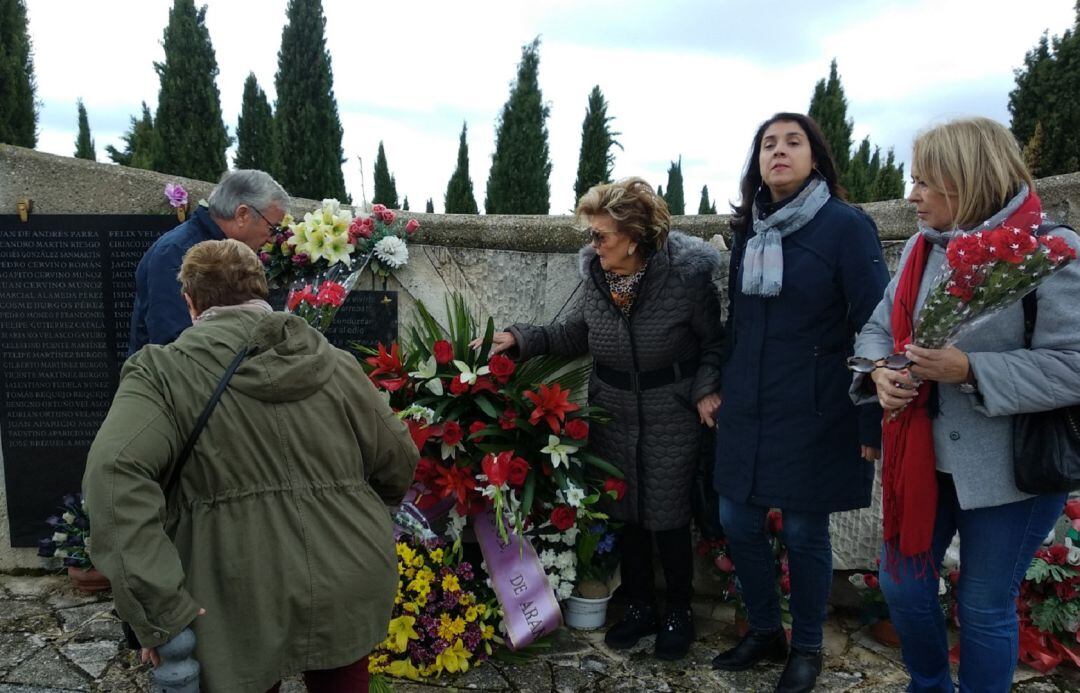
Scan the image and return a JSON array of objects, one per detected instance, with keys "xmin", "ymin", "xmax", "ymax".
[
  {"xmin": 468, "ymin": 420, "xmax": 487, "ymax": 442},
  {"xmin": 372, "ymin": 204, "xmax": 387, "ymax": 214},
  {"xmin": 287, "ymin": 286, "xmax": 317, "ymax": 311},
  {"xmin": 433, "ymin": 339, "xmax": 454, "ymax": 365},
  {"xmin": 1048, "ymin": 544, "xmax": 1070, "ymax": 565},
  {"xmin": 507, "ymin": 456, "xmax": 529, "ymax": 486},
  {"xmin": 550, "ymin": 505, "xmax": 577, "ymax": 531},
  {"xmin": 405, "ymin": 219, "xmax": 420, "ymax": 234},
  {"xmin": 564, "ymin": 418, "xmax": 589, "ymax": 440},
  {"xmin": 349, "ymin": 217, "xmax": 372, "ymax": 240},
  {"xmin": 441, "ymin": 420, "xmax": 464, "ymax": 447},
  {"xmin": 946, "ymin": 233, "xmax": 990, "ymax": 269},
  {"xmin": 488, "ymin": 354, "xmax": 516, "ymax": 383},
  {"xmin": 381, "ymin": 209, "xmax": 396, "ymax": 224},
  {"xmin": 316, "ymin": 281, "xmax": 348, "ymax": 307},
  {"xmin": 946, "ymin": 281, "xmax": 974, "ymax": 302},
  {"xmin": 1040, "ymin": 234, "xmax": 1077, "ymax": 263},
  {"xmin": 603, "ymin": 477, "xmax": 627, "ymax": 501}
]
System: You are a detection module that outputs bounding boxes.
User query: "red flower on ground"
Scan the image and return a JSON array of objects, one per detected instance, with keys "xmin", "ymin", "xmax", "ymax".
[
  {"xmin": 564, "ymin": 418, "xmax": 589, "ymax": 440},
  {"xmin": 507, "ymin": 457, "xmax": 529, "ymax": 487},
  {"xmin": 481, "ymin": 451, "xmax": 512, "ymax": 488},
  {"xmin": 365, "ymin": 343, "xmax": 408, "ymax": 392},
  {"xmin": 524, "ymin": 383, "xmax": 580, "ymax": 433},
  {"xmin": 550, "ymin": 505, "xmax": 577, "ymax": 531},
  {"xmin": 441, "ymin": 420, "xmax": 464, "ymax": 447},
  {"xmin": 433, "ymin": 340, "xmax": 454, "ymax": 364},
  {"xmin": 603, "ymin": 477, "xmax": 627, "ymax": 501},
  {"xmin": 488, "ymin": 354, "xmax": 516, "ymax": 383}
]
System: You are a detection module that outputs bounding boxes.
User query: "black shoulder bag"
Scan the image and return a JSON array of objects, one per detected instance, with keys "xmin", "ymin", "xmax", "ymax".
[
  {"xmin": 1012, "ymin": 224, "xmax": 1080, "ymax": 494},
  {"xmin": 120, "ymin": 346, "xmax": 249, "ymax": 650}
]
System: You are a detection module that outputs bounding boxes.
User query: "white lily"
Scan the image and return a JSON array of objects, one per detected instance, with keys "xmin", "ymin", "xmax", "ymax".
[
  {"xmin": 453, "ymin": 360, "xmax": 490, "ymax": 386},
  {"xmin": 541, "ymin": 435, "xmax": 578, "ymax": 469},
  {"xmin": 561, "ymin": 485, "xmax": 586, "ymax": 508},
  {"xmin": 409, "ymin": 356, "xmax": 444, "ymax": 396}
]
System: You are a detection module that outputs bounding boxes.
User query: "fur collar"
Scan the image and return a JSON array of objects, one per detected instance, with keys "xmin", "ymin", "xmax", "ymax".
[{"xmin": 577, "ymin": 230, "xmax": 722, "ymax": 280}]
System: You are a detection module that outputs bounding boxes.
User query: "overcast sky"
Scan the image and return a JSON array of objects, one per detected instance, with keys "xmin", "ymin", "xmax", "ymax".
[{"xmin": 24, "ymin": 0, "xmax": 1078, "ymax": 213}]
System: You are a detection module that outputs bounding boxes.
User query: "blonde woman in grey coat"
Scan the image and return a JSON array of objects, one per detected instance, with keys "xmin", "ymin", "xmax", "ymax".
[{"xmin": 850, "ymin": 117, "xmax": 1080, "ymax": 692}]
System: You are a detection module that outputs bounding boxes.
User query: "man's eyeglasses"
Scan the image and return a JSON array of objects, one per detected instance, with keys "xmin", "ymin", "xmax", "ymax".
[
  {"xmin": 845, "ymin": 353, "xmax": 915, "ymax": 374},
  {"xmin": 249, "ymin": 206, "xmax": 281, "ymax": 235}
]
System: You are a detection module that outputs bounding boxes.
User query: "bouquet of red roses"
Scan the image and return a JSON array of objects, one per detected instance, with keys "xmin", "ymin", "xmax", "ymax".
[{"xmin": 914, "ymin": 203, "xmax": 1075, "ymax": 348}]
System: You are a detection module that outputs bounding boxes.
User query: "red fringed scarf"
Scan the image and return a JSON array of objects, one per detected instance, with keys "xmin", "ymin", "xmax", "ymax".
[
  {"xmin": 881, "ymin": 192, "xmax": 1046, "ymax": 577},
  {"xmin": 881, "ymin": 236, "xmax": 938, "ymax": 577}
]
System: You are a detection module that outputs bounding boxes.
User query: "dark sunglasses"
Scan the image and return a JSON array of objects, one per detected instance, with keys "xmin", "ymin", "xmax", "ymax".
[
  {"xmin": 845, "ymin": 353, "xmax": 914, "ymax": 374},
  {"xmin": 587, "ymin": 227, "xmax": 617, "ymax": 246},
  {"xmin": 249, "ymin": 206, "xmax": 282, "ymax": 235}
]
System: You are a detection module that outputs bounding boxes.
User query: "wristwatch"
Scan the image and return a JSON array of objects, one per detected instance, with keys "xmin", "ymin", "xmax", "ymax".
[{"xmin": 958, "ymin": 365, "xmax": 979, "ymax": 395}]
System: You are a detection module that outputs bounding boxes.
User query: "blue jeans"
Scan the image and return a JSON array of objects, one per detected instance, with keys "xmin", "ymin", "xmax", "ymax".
[
  {"xmin": 879, "ymin": 473, "xmax": 1065, "ymax": 692},
  {"xmin": 719, "ymin": 497, "xmax": 832, "ymax": 651}
]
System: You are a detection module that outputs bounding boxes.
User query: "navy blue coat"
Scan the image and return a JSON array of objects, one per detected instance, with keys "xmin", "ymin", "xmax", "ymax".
[
  {"xmin": 714, "ymin": 198, "xmax": 888, "ymax": 513},
  {"xmin": 128, "ymin": 206, "xmax": 226, "ymax": 355}
]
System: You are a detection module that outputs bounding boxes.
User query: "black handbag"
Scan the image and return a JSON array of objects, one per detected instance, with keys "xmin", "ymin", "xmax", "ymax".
[
  {"xmin": 1012, "ymin": 287, "xmax": 1080, "ymax": 494},
  {"xmin": 120, "ymin": 346, "xmax": 249, "ymax": 650}
]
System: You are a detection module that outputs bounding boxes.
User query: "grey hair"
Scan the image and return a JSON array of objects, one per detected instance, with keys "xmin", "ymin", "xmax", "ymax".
[{"xmin": 207, "ymin": 169, "xmax": 289, "ymax": 218}]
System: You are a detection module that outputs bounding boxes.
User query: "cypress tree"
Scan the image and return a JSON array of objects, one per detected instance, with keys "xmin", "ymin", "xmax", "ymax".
[
  {"xmin": 872, "ymin": 149, "xmax": 905, "ymax": 201},
  {"xmin": 235, "ymin": 72, "xmax": 277, "ymax": 172},
  {"xmin": 152, "ymin": 0, "xmax": 229, "ymax": 181},
  {"xmin": 402, "ymin": 196, "xmax": 409, "ymax": 211},
  {"xmin": 106, "ymin": 102, "xmax": 156, "ymax": 169},
  {"xmin": 425, "ymin": 198, "xmax": 435, "ymax": 213},
  {"xmin": 698, "ymin": 185, "xmax": 717, "ymax": 214},
  {"xmin": 445, "ymin": 122, "xmax": 479, "ymax": 214},
  {"xmin": 844, "ymin": 137, "xmax": 873, "ymax": 203},
  {"xmin": 808, "ymin": 59, "xmax": 853, "ymax": 173},
  {"xmin": 1009, "ymin": 8, "xmax": 1080, "ymax": 176},
  {"xmin": 664, "ymin": 157, "xmax": 685, "ymax": 215},
  {"xmin": 73, "ymin": 99, "xmax": 95, "ymax": 161},
  {"xmin": 484, "ymin": 38, "xmax": 552, "ymax": 214},
  {"xmin": 1024, "ymin": 121, "xmax": 1047, "ymax": 178},
  {"xmin": 657, "ymin": 184, "xmax": 664, "ymax": 200},
  {"xmin": 573, "ymin": 85, "xmax": 621, "ymax": 202},
  {"xmin": 275, "ymin": 0, "xmax": 348, "ymax": 200},
  {"xmin": 0, "ymin": 0, "xmax": 38, "ymax": 147},
  {"xmin": 372, "ymin": 141, "xmax": 399, "ymax": 208}
]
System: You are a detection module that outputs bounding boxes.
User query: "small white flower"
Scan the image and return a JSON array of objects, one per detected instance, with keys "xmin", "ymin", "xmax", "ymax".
[
  {"xmin": 555, "ymin": 551, "xmax": 575, "ymax": 571},
  {"xmin": 447, "ymin": 511, "xmax": 467, "ymax": 540},
  {"xmin": 938, "ymin": 577, "xmax": 948, "ymax": 596},
  {"xmin": 848, "ymin": 574, "xmax": 867, "ymax": 590},
  {"xmin": 62, "ymin": 512, "xmax": 75, "ymax": 524},
  {"xmin": 373, "ymin": 236, "xmax": 409, "ymax": 269},
  {"xmin": 541, "ymin": 435, "xmax": 578, "ymax": 469},
  {"xmin": 52, "ymin": 532, "xmax": 67, "ymax": 543},
  {"xmin": 539, "ymin": 549, "xmax": 558, "ymax": 568},
  {"xmin": 562, "ymin": 485, "xmax": 586, "ymax": 509},
  {"xmin": 561, "ymin": 526, "xmax": 579, "ymax": 546},
  {"xmin": 556, "ymin": 583, "xmax": 574, "ymax": 600}
]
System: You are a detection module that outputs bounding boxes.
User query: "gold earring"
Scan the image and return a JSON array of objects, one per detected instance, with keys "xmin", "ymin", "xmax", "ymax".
[{"xmin": 628, "ymin": 245, "xmax": 635, "ymax": 256}]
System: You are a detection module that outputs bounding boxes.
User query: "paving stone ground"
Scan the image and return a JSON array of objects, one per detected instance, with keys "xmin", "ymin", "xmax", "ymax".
[{"xmin": 1, "ymin": 575, "xmax": 1076, "ymax": 692}]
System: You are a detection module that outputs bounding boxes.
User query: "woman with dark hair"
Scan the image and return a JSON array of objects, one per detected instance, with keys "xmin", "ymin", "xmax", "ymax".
[{"xmin": 711, "ymin": 113, "xmax": 889, "ymax": 692}]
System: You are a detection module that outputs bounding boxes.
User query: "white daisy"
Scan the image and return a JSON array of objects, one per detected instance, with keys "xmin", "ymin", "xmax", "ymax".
[{"xmin": 374, "ymin": 236, "xmax": 409, "ymax": 268}]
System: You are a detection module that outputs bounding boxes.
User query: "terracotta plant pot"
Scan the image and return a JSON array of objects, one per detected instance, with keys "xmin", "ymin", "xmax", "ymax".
[
  {"xmin": 67, "ymin": 566, "xmax": 110, "ymax": 594},
  {"xmin": 870, "ymin": 619, "xmax": 902, "ymax": 648}
]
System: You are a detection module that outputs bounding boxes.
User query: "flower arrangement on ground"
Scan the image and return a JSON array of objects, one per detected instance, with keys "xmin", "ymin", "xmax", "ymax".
[
  {"xmin": 260, "ymin": 199, "xmax": 419, "ymax": 289},
  {"xmin": 914, "ymin": 208, "xmax": 1076, "ymax": 348},
  {"xmin": 1017, "ymin": 498, "xmax": 1080, "ymax": 672},
  {"xmin": 368, "ymin": 535, "xmax": 499, "ymax": 686},
  {"xmin": 571, "ymin": 519, "xmax": 621, "ymax": 599},
  {"xmin": 36, "ymin": 492, "xmax": 92, "ymax": 569}
]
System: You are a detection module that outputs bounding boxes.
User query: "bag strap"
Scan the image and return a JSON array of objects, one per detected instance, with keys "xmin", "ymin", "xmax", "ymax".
[
  {"xmin": 1022, "ymin": 222, "xmax": 1075, "ymax": 349},
  {"xmin": 162, "ymin": 346, "xmax": 250, "ymax": 499}
]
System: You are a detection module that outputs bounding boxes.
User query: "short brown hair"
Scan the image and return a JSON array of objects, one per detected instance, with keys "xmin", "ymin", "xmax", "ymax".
[
  {"xmin": 575, "ymin": 177, "xmax": 671, "ymax": 251},
  {"xmin": 178, "ymin": 239, "xmax": 269, "ymax": 313},
  {"xmin": 912, "ymin": 117, "xmax": 1035, "ymax": 229}
]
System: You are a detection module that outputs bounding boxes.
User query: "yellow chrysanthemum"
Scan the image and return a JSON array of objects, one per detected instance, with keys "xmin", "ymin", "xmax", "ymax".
[
  {"xmin": 396, "ymin": 544, "xmax": 416, "ymax": 564},
  {"xmin": 465, "ymin": 605, "xmax": 479, "ymax": 622},
  {"xmin": 429, "ymin": 548, "xmax": 444, "ymax": 563},
  {"xmin": 435, "ymin": 639, "xmax": 472, "ymax": 674},
  {"xmin": 386, "ymin": 615, "xmax": 419, "ymax": 653},
  {"xmin": 481, "ymin": 623, "xmax": 495, "ymax": 640},
  {"xmin": 437, "ymin": 613, "xmax": 466, "ymax": 641},
  {"xmin": 459, "ymin": 592, "xmax": 475, "ymax": 606},
  {"xmin": 441, "ymin": 574, "xmax": 461, "ymax": 593},
  {"xmin": 403, "ymin": 601, "xmax": 420, "ymax": 615},
  {"xmin": 411, "ymin": 555, "xmax": 424, "ymax": 569}
]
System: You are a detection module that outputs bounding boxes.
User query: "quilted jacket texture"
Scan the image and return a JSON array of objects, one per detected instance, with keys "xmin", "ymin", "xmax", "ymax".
[{"xmin": 508, "ymin": 231, "xmax": 724, "ymax": 530}]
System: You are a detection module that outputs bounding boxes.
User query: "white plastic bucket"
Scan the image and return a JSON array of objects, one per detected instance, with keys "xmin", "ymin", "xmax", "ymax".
[{"xmin": 562, "ymin": 594, "xmax": 612, "ymax": 630}]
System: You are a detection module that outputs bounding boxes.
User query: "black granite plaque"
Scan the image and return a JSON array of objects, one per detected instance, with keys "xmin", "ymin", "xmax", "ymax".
[{"xmin": 0, "ymin": 215, "xmax": 398, "ymax": 547}]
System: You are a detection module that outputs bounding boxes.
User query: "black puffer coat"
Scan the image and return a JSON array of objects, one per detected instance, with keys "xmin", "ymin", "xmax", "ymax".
[{"xmin": 508, "ymin": 231, "xmax": 724, "ymax": 530}]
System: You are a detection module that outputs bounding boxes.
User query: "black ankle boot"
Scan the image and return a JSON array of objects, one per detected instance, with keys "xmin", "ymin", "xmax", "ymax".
[
  {"xmin": 775, "ymin": 646, "xmax": 823, "ymax": 693},
  {"xmin": 711, "ymin": 628, "xmax": 788, "ymax": 671},
  {"xmin": 654, "ymin": 606, "xmax": 695, "ymax": 661},
  {"xmin": 604, "ymin": 601, "xmax": 658, "ymax": 650}
]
